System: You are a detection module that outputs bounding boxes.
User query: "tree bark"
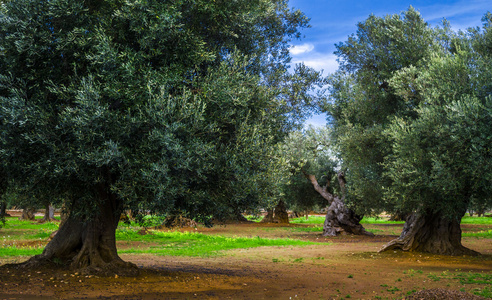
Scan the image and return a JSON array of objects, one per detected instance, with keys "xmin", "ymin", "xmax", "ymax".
[
  {"xmin": 261, "ymin": 208, "xmax": 274, "ymax": 223},
  {"xmin": 303, "ymin": 171, "xmax": 373, "ymax": 237},
  {"xmin": 379, "ymin": 212, "xmax": 479, "ymax": 256},
  {"xmin": 39, "ymin": 204, "xmax": 56, "ymax": 223},
  {"xmin": 19, "ymin": 207, "xmax": 36, "ymax": 221},
  {"xmin": 273, "ymin": 200, "xmax": 289, "ymax": 224},
  {"xmin": 20, "ymin": 186, "xmax": 138, "ymax": 276},
  {"xmin": 261, "ymin": 201, "xmax": 289, "ymax": 223}
]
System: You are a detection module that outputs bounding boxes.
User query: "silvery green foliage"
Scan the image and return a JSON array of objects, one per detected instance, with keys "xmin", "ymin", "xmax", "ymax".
[{"xmin": 0, "ymin": 0, "xmax": 318, "ymax": 222}]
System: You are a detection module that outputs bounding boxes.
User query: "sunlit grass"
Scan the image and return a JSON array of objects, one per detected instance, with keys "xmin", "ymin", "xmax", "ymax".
[
  {"xmin": 117, "ymin": 229, "xmax": 328, "ymax": 257},
  {"xmin": 461, "ymin": 216, "xmax": 492, "ymax": 225},
  {"xmin": 290, "ymin": 216, "xmax": 325, "ymax": 224},
  {"xmin": 1, "ymin": 213, "xmax": 490, "ymax": 259},
  {"xmin": 0, "ymin": 245, "xmax": 44, "ymax": 257},
  {"xmin": 360, "ymin": 217, "xmax": 405, "ymax": 224},
  {"xmin": 462, "ymin": 230, "xmax": 492, "ymax": 238}
]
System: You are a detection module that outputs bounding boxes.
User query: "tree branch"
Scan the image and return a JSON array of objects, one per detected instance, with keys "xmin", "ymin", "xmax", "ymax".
[{"xmin": 301, "ymin": 169, "xmax": 335, "ymax": 204}]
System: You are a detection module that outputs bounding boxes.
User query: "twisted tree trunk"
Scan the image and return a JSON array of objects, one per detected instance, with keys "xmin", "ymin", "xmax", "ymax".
[
  {"xmin": 20, "ymin": 185, "xmax": 138, "ymax": 275},
  {"xmin": 303, "ymin": 171, "xmax": 373, "ymax": 236},
  {"xmin": 379, "ymin": 211, "xmax": 479, "ymax": 256}
]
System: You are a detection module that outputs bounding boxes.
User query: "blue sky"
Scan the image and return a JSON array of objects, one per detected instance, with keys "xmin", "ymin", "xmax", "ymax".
[{"xmin": 288, "ymin": 0, "xmax": 491, "ymax": 127}]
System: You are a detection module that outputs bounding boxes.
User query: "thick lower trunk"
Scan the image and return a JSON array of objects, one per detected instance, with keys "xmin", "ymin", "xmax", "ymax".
[
  {"xmin": 303, "ymin": 171, "xmax": 372, "ymax": 236},
  {"xmin": 39, "ymin": 204, "xmax": 56, "ymax": 223},
  {"xmin": 261, "ymin": 208, "xmax": 274, "ymax": 223},
  {"xmin": 379, "ymin": 212, "xmax": 479, "ymax": 256},
  {"xmin": 323, "ymin": 198, "xmax": 374, "ymax": 236},
  {"xmin": 19, "ymin": 207, "xmax": 36, "ymax": 221},
  {"xmin": 273, "ymin": 200, "xmax": 289, "ymax": 224},
  {"xmin": 20, "ymin": 188, "xmax": 138, "ymax": 275},
  {"xmin": 261, "ymin": 201, "xmax": 289, "ymax": 223}
]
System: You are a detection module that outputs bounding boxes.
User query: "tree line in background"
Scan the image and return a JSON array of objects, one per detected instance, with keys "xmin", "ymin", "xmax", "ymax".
[{"xmin": 0, "ymin": 1, "xmax": 490, "ymax": 274}]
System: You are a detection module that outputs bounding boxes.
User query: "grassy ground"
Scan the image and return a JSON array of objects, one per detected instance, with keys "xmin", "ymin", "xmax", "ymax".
[
  {"xmin": 0, "ymin": 216, "xmax": 327, "ymax": 257},
  {"xmin": 2, "ymin": 215, "xmax": 491, "ymax": 257},
  {"xmin": 1, "ymin": 213, "xmax": 491, "ymax": 299}
]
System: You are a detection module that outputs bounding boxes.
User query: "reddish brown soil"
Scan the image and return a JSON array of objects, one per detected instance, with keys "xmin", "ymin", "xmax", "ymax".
[{"xmin": 1, "ymin": 222, "xmax": 491, "ymax": 299}]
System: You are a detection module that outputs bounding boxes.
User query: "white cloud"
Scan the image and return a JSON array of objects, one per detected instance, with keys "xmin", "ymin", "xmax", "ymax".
[
  {"xmin": 293, "ymin": 53, "xmax": 339, "ymax": 74},
  {"xmin": 290, "ymin": 43, "xmax": 315, "ymax": 55}
]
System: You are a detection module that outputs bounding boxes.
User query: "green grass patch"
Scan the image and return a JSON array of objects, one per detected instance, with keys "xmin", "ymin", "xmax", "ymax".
[
  {"xmin": 453, "ymin": 272, "xmax": 492, "ymax": 298},
  {"xmin": 245, "ymin": 215, "xmax": 263, "ymax": 222},
  {"xmin": 290, "ymin": 216, "xmax": 325, "ymax": 224},
  {"xmin": 283, "ymin": 226, "xmax": 323, "ymax": 233},
  {"xmin": 0, "ymin": 246, "xmax": 44, "ymax": 257},
  {"xmin": 117, "ymin": 229, "xmax": 328, "ymax": 257},
  {"xmin": 360, "ymin": 217, "xmax": 405, "ymax": 224},
  {"xmin": 1, "ymin": 217, "xmax": 59, "ymax": 231},
  {"xmin": 461, "ymin": 216, "xmax": 492, "ymax": 225},
  {"xmin": 462, "ymin": 230, "xmax": 492, "ymax": 238},
  {"xmin": 454, "ymin": 272, "xmax": 492, "ymax": 285},
  {"xmin": 1, "ymin": 217, "xmax": 60, "ymax": 241}
]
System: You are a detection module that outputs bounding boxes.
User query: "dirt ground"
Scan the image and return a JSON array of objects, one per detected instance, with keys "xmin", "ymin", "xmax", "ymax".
[{"xmin": 1, "ymin": 221, "xmax": 491, "ymax": 299}]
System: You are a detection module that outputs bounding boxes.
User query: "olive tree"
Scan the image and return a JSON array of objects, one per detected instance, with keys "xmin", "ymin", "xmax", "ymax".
[
  {"xmin": 0, "ymin": 0, "xmax": 318, "ymax": 274},
  {"xmin": 324, "ymin": 7, "xmax": 492, "ymax": 255},
  {"xmin": 281, "ymin": 127, "xmax": 373, "ymax": 236}
]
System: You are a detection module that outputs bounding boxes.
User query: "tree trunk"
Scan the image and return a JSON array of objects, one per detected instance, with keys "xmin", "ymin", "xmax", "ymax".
[
  {"xmin": 60, "ymin": 202, "xmax": 69, "ymax": 226},
  {"xmin": 19, "ymin": 207, "xmax": 36, "ymax": 221},
  {"xmin": 379, "ymin": 212, "xmax": 479, "ymax": 256},
  {"xmin": 303, "ymin": 171, "xmax": 373, "ymax": 237},
  {"xmin": 261, "ymin": 208, "xmax": 274, "ymax": 223},
  {"xmin": 322, "ymin": 198, "xmax": 373, "ymax": 236},
  {"xmin": 39, "ymin": 204, "xmax": 56, "ymax": 223},
  {"xmin": 0, "ymin": 201, "xmax": 7, "ymax": 217},
  {"xmin": 261, "ymin": 201, "xmax": 289, "ymax": 223},
  {"xmin": 20, "ymin": 186, "xmax": 138, "ymax": 276},
  {"xmin": 273, "ymin": 200, "xmax": 289, "ymax": 224}
]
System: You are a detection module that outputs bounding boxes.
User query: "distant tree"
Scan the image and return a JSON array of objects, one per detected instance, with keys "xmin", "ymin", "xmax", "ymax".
[
  {"xmin": 322, "ymin": 7, "xmax": 434, "ymax": 218},
  {"xmin": 0, "ymin": 0, "xmax": 319, "ymax": 274},
  {"xmin": 282, "ymin": 127, "xmax": 373, "ymax": 236}
]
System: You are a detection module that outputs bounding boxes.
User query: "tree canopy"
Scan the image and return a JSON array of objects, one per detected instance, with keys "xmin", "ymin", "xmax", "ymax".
[
  {"xmin": 280, "ymin": 127, "xmax": 336, "ymax": 214},
  {"xmin": 323, "ymin": 7, "xmax": 492, "ymax": 255},
  {"xmin": 0, "ymin": 0, "xmax": 321, "ymax": 270}
]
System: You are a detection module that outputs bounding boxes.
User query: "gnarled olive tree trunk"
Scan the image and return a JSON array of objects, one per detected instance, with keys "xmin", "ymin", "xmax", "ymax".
[
  {"xmin": 303, "ymin": 171, "xmax": 373, "ymax": 236},
  {"xmin": 261, "ymin": 200, "xmax": 289, "ymax": 224},
  {"xmin": 19, "ymin": 207, "xmax": 36, "ymax": 221},
  {"xmin": 21, "ymin": 185, "xmax": 138, "ymax": 275},
  {"xmin": 379, "ymin": 211, "xmax": 479, "ymax": 256}
]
